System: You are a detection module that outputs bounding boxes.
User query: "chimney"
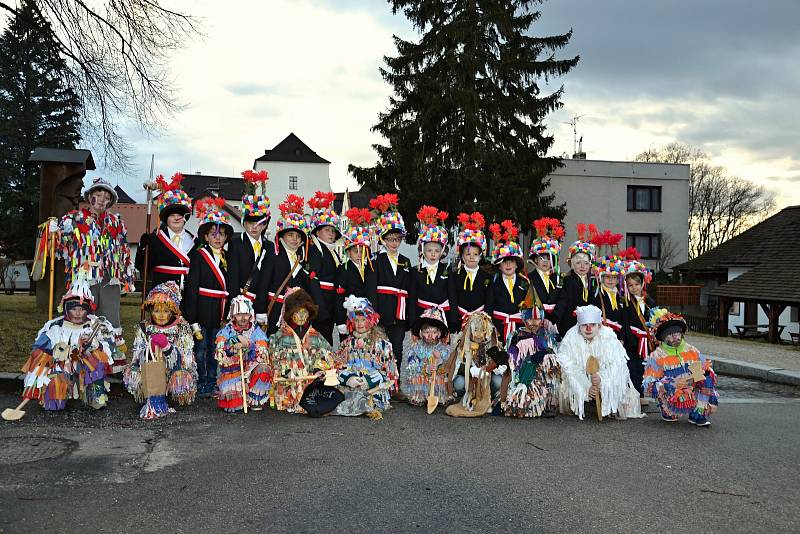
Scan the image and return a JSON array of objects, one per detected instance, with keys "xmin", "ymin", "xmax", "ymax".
[{"xmin": 573, "ymin": 136, "xmax": 586, "ymax": 159}]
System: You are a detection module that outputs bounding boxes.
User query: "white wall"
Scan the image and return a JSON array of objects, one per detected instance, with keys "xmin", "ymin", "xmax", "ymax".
[
  {"xmin": 547, "ymin": 158, "xmax": 690, "ymax": 273},
  {"xmin": 253, "ymin": 160, "xmax": 331, "ymax": 236},
  {"xmin": 726, "ymin": 267, "xmax": 749, "ymax": 333}
]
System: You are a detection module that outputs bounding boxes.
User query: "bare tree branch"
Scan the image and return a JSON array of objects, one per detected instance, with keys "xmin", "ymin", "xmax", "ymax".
[
  {"xmin": 1, "ymin": 0, "xmax": 202, "ymax": 170},
  {"xmin": 635, "ymin": 142, "xmax": 776, "ymax": 259}
]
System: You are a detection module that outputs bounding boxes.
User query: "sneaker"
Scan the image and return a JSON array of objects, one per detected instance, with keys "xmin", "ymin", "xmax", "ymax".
[
  {"xmin": 660, "ymin": 408, "xmax": 678, "ymax": 422},
  {"xmin": 688, "ymin": 414, "xmax": 711, "ymax": 427}
]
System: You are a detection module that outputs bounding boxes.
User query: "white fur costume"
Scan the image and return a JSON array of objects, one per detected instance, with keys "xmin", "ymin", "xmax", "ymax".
[{"xmin": 556, "ymin": 323, "xmax": 642, "ymax": 420}]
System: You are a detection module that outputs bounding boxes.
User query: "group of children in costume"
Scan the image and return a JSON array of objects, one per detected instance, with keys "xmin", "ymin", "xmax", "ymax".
[{"xmin": 14, "ymin": 171, "xmax": 718, "ymax": 427}]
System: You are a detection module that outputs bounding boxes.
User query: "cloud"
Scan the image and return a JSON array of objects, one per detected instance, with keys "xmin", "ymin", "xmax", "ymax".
[{"xmin": 85, "ymin": 0, "xmax": 798, "ymax": 211}]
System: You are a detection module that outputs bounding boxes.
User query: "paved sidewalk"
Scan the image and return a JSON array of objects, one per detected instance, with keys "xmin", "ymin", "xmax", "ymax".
[
  {"xmin": 690, "ymin": 332, "xmax": 800, "ymax": 371},
  {"xmin": 690, "ymin": 332, "xmax": 800, "ymax": 386}
]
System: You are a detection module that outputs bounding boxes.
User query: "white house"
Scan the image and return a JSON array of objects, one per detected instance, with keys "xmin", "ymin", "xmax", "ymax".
[
  {"xmin": 546, "ymin": 158, "xmax": 690, "ymax": 273},
  {"xmin": 253, "ymin": 133, "xmax": 331, "ymax": 236}
]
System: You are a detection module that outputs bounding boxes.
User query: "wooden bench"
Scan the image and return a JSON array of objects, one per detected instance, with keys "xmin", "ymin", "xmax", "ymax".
[
  {"xmin": 735, "ymin": 325, "xmax": 769, "ymax": 340},
  {"xmin": 790, "ymin": 332, "xmax": 800, "ymax": 347}
]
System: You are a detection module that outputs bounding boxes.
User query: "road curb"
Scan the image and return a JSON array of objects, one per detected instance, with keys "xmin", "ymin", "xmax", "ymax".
[{"xmin": 711, "ymin": 357, "xmax": 800, "ymax": 387}]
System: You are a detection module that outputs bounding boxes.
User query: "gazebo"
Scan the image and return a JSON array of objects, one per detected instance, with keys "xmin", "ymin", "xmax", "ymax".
[{"xmin": 673, "ymin": 205, "xmax": 800, "ymax": 344}]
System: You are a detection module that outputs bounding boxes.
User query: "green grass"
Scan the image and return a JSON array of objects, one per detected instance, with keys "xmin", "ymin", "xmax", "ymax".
[{"xmin": 0, "ymin": 293, "xmax": 142, "ymax": 372}]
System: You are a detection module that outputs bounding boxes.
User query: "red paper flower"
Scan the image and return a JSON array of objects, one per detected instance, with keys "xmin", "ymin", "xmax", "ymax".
[
  {"xmin": 369, "ymin": 193, "xmax": 399, "ymax": 212},
  {"xmin": 278, "ymin": 195, "xmax": 305, "ymax": 216},
  {"xmin": 155, "ymin": 172, "xmax": 184, "ymax": 192},
  {"xmin": 416, "ymin": 205, "xmax": 447, "ymax": 225},
  {"xmin": 308, "ymin": 191, "xmax": 336, "ymax": 209},
  {"xmin": 345, "ymin": 208, "xmax": 372, "ymax": 225},
  {"xmin": 241, "ymin": 169, "xmax": 269, "ymax": 184}
]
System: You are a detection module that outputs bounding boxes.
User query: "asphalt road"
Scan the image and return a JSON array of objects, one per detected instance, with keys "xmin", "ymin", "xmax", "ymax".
[{"xmin": 1, "ymin": 376, "xmax": 799, "ymax": 534}]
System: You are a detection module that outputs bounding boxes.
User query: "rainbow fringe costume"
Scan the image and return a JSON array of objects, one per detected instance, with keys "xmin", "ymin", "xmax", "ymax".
[
  {"xmin": 643, "ymin": 340, "xmax": 718, "ymax": 418},
  {"xmin": 214, "ymin": 324, "xmax": 271, "ymax": 412}
]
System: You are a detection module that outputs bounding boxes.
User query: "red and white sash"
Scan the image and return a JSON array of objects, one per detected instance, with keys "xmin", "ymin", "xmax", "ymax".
[
  {"xmin": 458, "ymin": 304, "xmax": 485, "ymax": 319},
  {"xmin": 157, "ymin": 230, "xmax": 191, "ymax": 265},
  {"xmin": 377, "ymin": 285, "xmax": 408, "ymax": 320},
  {"xmin": 153, "ymin": 265, "xmax": 189, "ymax": 275},
  {"xmin": 319, "ymin": 281, "xmax": 336, "ymax": 292},
  {"xmin": 630, "ymin": 325, "xmax": 649, "ymax": 359},
  {"xmin": 492, "ymin": 310, "xmax": 523, "ymax": 340},
  {"xmin": 199, "ymin": 248, "xmax": 227, "ymax": 318}
]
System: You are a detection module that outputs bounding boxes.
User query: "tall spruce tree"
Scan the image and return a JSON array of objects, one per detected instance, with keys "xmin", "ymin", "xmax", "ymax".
[
  {"xmin": 350, "ymin": 0, "xmax": 577, "ymax": 235},
  {"xmin": 0, "ymin": 0, "xmax": 81, "ymax": 260}
]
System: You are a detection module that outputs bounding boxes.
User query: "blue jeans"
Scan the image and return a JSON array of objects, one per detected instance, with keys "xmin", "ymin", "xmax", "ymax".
[
  {"xmin": 194, "ymin": 326, "xmax": 219, "ymax": 390},
  {"xmin": 453, "ymin": 374, "xmax": 503, "ymax": 396}
]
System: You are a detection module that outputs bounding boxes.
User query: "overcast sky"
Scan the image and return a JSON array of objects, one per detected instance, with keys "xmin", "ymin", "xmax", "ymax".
[{"xmin": 21, "ymin": 0, "xmax": 800, "ymax": 208}]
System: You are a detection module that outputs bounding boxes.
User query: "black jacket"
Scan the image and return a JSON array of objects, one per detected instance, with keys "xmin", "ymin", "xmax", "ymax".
[
  {"xmin": 367, "ymin": 252, "xmax": 415, "ymax": 329},
  {"xmin": 552, "ymin": 271, "xmax": 600, "ymax": 336},
  {"xmin": 485, "ymin": 272, "xmax": 530, "ymax": 340},
  {"xmin": 335, "ymin": 259, "xmax": 376, "ymax": 326},
  {"xmin": 183, "ymin": 245, "xmax": 228, "ymax": 329},
  {"xmin": 134, "ymin": 226, "xmax": 194, "ymax": 290},
  {"xmin": 529, "ymin": 269, "xmax": 560, "ymax": 322},
  {"xmin": 307, "ymin": 240, "xmax": 340, "ymax": 324},
  {"xmin": 411, "ymin": 262, "xmax": 456, "ymax": 330},
  {"xmin": 226, "ymin": 233, "xmax": 274, "ymax": 303},
  {"xmin": 449, "ymin": 266, "xmax": 492, "ymax": 330},
  {"xmin": 598, "ymin": 288, "xmax": 632, "ymax": 345},
  {"xmin": 254, "ymin": 245, "xmax": 310, "ymax": 334},
  {"xmin": 622, "ymin": 294, "xmax": 657, "ymax": 354}
]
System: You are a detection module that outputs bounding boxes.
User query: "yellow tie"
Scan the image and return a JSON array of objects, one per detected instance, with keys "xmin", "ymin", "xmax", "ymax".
[
  {"xmin": 357, "ymin": 259, "xmax": 365, "ymax": 282},
  {"xmin": 212, "ymin": 248, "xmax": 226, "ymax": 269},
  {"xmin": 581, "ymin": 278, "xmax": 588, "ymax": 302},
  {"xmin": 427, "ymin": 266, "xmax": 436, "ymax": 285},
  {"xmin": 464, "ymin": 272, "xmax": 474, "ymax": 291},
  {"xmin": 606, "ymin": 289, "xmax": 618, "ymax": 310},
  {"xmin": 253, "ymin": 240, "xmax": 261, "ymax": 258},
  {"xmin": 540, "ymin": 271, "xmax": 552, "ymax": 291},
  {"xmin": 505, "ymin": 277, "xmax": 515, "ymax": 303},
  {"xmin": 172, "ymin": 233, "xmax": 181, "ymax": 244}
]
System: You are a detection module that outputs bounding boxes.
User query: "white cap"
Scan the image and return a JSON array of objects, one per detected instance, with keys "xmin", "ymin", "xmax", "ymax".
[
  {"xmin": 228, "ymin": 295, "xmax": 254, "ymax": 321},
  {"xmin": 576, "ymin": 305, "xmax": 602, "ymax": 326}
]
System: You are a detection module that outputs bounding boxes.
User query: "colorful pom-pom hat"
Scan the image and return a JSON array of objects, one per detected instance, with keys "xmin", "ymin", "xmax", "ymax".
[
  {"xmin": 308, "ymin": 191, "xmax": 341, "ymax": 239},
  {"xmin": 370, "ymin": 193, "xmax": 406, "ymax": 238},
  {"xmin": 240, "ymin": 169, "xmax": 271, "ymax": 225}
]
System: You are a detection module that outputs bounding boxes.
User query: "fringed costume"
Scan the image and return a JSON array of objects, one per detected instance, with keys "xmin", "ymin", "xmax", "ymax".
[
  {"xmin": 58, "ymin": 179, "xmax": 135, "ymax": 368},
  {"xmin": 215, "ymin": 324, "xmax": 271, "ymax": 413},
  {"xmin": 504, "ymin": 326, "xmax": 561, "ymax": 418},
  {"xmin": 645, "ymin": 309, "xmax": 718, "ymax": 425},
  {"xmin": 405, "ymin": 341, "xmax": 453, "ymax": 407},
  {"xmin": 125, "ymin": 282, "xmax": 197, "ymax": 419},
  {"xmin": 556, "ymin": 306, "xmax": 642, "ymax": 420},
  {"xmin": 443, "ymin": 311, "xmax": 506, "ymax": 417},
  {"xmin": 268, "ymin": 288, "xmax": 334, "ymax": 414},
  {"xmin": 643, "ymin": 341, "xmax": 718, "ymax": 419},
  {"xmin": 334, "ymin": 331, "xmax": 398, "ymax": 416},
  {"xmin": 22, "ymin": 295, "xmax": 116, "ymax": 412}
]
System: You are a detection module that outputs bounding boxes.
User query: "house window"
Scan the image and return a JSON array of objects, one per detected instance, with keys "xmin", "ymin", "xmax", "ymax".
[
  {"xmin": 626, "ymin": 233, "xmax": 661, "ymax": 260},
  {"xmin": 792, "ymin": 306, "xmax": 799, "ymax": 323},
  {"xmin": 289, "ymin": 176, "xmax": 298, "ymax": 190},
  {"xmin": 627, "ymin": 185, "xmax": 661, "ymax": 212}
]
